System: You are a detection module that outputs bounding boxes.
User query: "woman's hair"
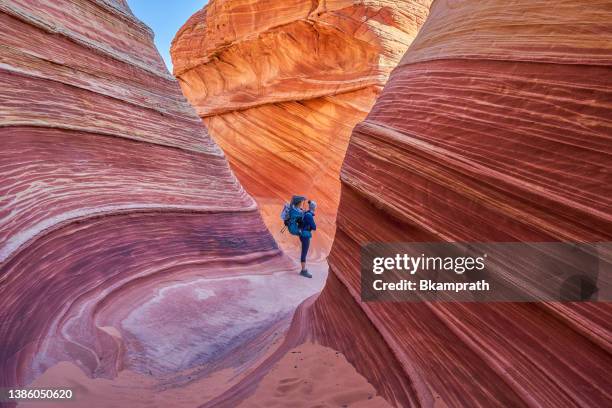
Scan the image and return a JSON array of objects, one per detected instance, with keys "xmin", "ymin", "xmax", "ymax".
[{"xmin": 291, "ymin": 195, "xmax": 306, "ymax": 207}]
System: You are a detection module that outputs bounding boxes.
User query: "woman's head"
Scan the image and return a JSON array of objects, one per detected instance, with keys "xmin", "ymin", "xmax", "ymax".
[{"xmin": 291, "ymin": 195, "xmax": 306, "ymax": 207}]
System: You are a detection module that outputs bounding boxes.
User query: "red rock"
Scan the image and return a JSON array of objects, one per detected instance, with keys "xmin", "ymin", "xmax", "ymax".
[
  {"xmin": 3, "ymin": 0, "xmax": 611, "ymax": 407},
  {"xmin": 307, "ymin": 0, "xmax": 612, "ymax": 406},
  {"xmin": 0, "ymin": 0, "xmax": 321, "ymax": 401}
]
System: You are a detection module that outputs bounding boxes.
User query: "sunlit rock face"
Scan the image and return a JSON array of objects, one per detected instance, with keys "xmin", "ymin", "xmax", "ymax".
[
  {"xmin": 309, "ymin": 0, "xmax": 612, "ymax": 406},
  {"xmin": 171, "ymin": 0, "xmax": 432, "ymax": 255},
  {"xmin": 0, "ymin": 0, "xmax": 322, "ymax": 400}
]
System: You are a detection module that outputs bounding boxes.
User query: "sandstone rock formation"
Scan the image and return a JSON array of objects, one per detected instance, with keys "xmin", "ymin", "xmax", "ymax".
[
  {"xmin": 171, "ymin": 0, "xmax": 432, "ymax": 256},
  {"xmin": 0, "ymin": 0, "xmax": 324, "ymax": 403},
  {"xmin": 3, "ymin": 0, "xmax": 612, "ymax": 407},
  {"xmin": 306, "ymin": 0, "xmax": 612, "ymax": 406}
]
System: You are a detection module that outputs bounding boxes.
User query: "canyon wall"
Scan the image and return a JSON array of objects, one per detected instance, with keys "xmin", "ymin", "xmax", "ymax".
[
  {"xmin": 0, "ymin": 0, "xmax": 323, "ymax": 402},
  {"xmin": 2, "ymin": 0, "xmax": 611, "ymax": 407},
  {"xmin": 171, "ymin": 0, "xmax": 432, "ymax": 256},
  {"xmin": 308, "ymin": 0, "xmax": 612, "ymax": 406}
]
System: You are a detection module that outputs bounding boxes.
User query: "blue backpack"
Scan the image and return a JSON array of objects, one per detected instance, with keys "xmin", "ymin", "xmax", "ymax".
[{"xmin": 280, "ymin": 203, "xmax": 303, "ymax": 236}]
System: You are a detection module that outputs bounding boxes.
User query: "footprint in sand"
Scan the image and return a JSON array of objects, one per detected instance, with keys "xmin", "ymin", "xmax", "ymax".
[{"xmin": 276, "ymin": 377, "xmax": 301, "ymax": 393}]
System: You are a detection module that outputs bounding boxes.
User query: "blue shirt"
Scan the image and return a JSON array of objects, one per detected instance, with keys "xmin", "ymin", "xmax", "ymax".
[{"xmin": 301, "ymin": 211, "xmax": 316, "ymax": 238}]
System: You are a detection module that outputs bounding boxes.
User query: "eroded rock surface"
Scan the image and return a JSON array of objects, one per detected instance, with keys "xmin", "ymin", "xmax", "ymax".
[
  {"xmin": 0, "ymin": 0, "xmax": 323, "ymax": 402},
  {"xmin": 308, "ymin": 0, "xmax": 612, "ymax": 406},
  {"xmin": 3, "ymin": 0, "xmax": 611, "ymax": 407},
  {"xmin": 171, "ymin": 0, "xmax": 432, "ymax": 255}
]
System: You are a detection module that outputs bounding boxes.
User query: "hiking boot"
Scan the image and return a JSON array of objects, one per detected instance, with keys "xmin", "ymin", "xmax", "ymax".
[{"xmin": 299, "ymin": 269, "xmax": 312, "ymax": 278}]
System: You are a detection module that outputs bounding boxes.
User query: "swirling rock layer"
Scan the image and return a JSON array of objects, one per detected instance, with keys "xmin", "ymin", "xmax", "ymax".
[
  {"xmin": 171, "ymin": 0, "xmax": 431, "ymax": 255},
  {"xmin": 0, "ymin": 0, "xmax": 323, "ymax": 404},
  {"xmin": 309, "ymin": 0, "xmax": 612, "ymax": 406}
]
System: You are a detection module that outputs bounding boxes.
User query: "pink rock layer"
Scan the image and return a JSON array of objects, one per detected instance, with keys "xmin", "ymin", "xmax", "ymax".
[
  {"xmin": 171, "ymin": 0, "xmax": 432, "ymax": 257},
  {"xmin": 0, "ymin": 0, "xmax": 323, "ymax": 404},
  {"xmin": 301, "ymin": 0, "xmax": 612, "ymax": 406},
  {"xmin": 3, "ymin": 1, "xmax": 611, "ymax": 407}
]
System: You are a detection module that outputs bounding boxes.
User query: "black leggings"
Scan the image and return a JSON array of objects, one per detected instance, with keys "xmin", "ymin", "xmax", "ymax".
[{"xmin": 300, "ymin": 236, "xmax": 310, "ymax": 263}]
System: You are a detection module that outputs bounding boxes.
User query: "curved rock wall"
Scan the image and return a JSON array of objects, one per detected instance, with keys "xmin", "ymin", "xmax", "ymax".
[
  {"xmin": 314, "ymin": 0, "xmax": 612, "ymax": 406},
  {"xmin": 171, "ymin": 0, "xmax": 432, "ymax": 255},
  {"xmin": 3, "ymin": 0, "xmax": 611, "ymax": 406},
  {"xmin": 0, "ymin": 0, "xmax": 313, "ymax": 399}
]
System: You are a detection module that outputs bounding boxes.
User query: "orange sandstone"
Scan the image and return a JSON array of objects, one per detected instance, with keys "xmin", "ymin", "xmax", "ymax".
[{"xmin": 171, "ymin": 0, "xmax": 432, "ymax": 256}]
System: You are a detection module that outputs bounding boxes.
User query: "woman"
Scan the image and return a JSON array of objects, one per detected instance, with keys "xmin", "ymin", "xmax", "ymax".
[{"xmin": 299, "ymin": 200, "xmax": 317, "ymax": 278}]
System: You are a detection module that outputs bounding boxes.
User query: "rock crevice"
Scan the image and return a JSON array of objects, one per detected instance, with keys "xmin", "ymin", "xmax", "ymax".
[{"xmin": 171, "ymin": 0, "xmax": 432, "ymax": 256}]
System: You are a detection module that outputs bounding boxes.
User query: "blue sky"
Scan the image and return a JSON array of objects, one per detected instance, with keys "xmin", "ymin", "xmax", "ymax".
[{"xmin": 127, "ymin": 0, "xmax": 208, "ymax": 71}]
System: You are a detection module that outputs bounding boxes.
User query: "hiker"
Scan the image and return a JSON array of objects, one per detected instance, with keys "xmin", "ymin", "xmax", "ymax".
[
  {"xmin": 280, "ymin": 196, "xmax": 317, "ymax": 278},
  {"xmin": 298, "ymin": 200, "xmax": 317, "ymax": 278}
]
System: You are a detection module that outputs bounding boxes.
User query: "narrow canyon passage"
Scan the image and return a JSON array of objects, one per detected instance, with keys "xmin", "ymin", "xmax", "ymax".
[
  {"xmin": 1, "ymin": 0, "xmax": 610, "ymax": 407},
  {"xmin": 171, "ymin": 0, "xmax": 429, "ymax": 264}
]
